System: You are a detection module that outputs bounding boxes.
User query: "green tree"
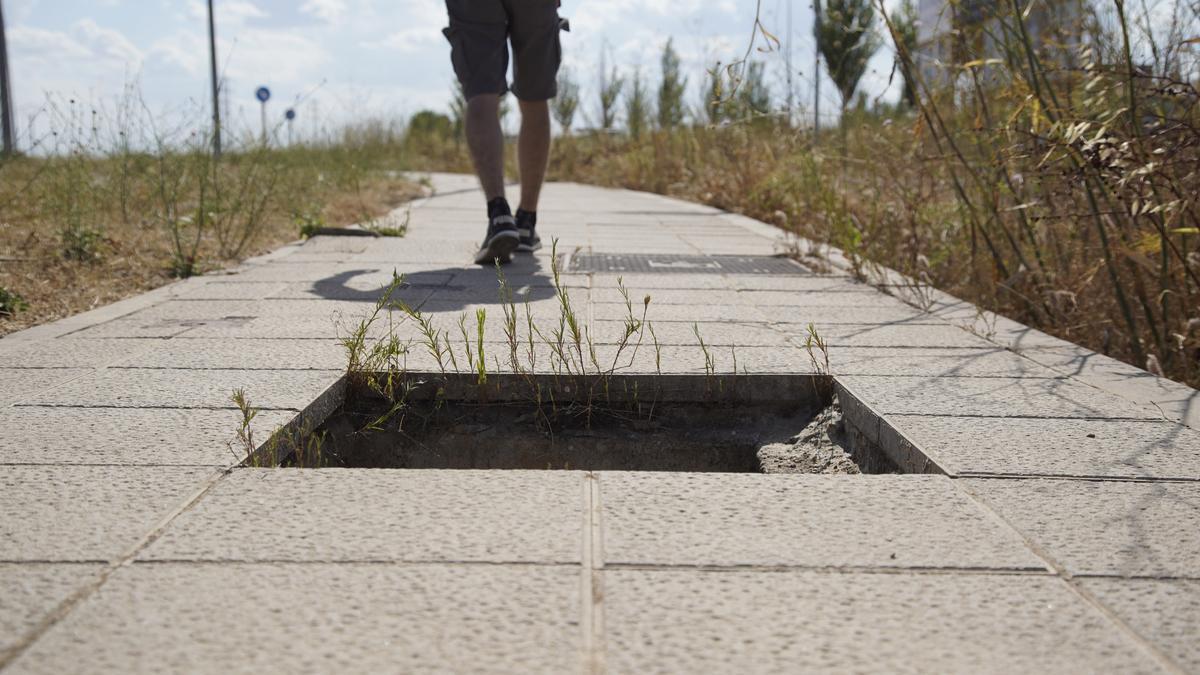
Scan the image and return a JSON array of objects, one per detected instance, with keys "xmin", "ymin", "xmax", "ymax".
[
  {"xmin": 735, "ymin": 61, "xmax": 771, "ymax": 119},
  {"xmin": 656, "ymin": 39, "xmax": 687, "ymax": 129},
  {"xmin": 625, "ymin": 69, "xmax": 649, "ymax": 138},
  {"xmin": 891, "ymin": 0, "xmax": 919, "ymax": 109},
  {"xmin": 407, "ymin": 110, "xmax": 453, "ymax": 140},
  {"xmin": 597, "ymin": 50, "xmax": 625, "ymax": 131},
  {"xmin": 552, "ymin": 69, "xmax": 581, "ymax": 133},
  {"xmin": 814, "ymin": 0, "xmax": 880, "ymax": 118},
  {"xmin": 699, "ymin": 63, "xmax": 726, "ymax": 125}
]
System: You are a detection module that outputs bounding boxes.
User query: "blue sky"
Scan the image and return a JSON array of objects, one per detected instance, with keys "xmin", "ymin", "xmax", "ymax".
[{"xmin": 5, "ymin": 0, "xmax": 901, "ymax": 143}]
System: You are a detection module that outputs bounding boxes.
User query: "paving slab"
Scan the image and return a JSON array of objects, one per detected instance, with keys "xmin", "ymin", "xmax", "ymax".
[
  {"xmin": 1019, "ymin": 345, "xmax": 1200, "ymax": 428},
  {"xmin": 0, "ymin": 563, "xmax": 103, "ymax": 663},
  {"xmin": 591, "ymin": 320, "xmax": 790, "ymax": 347},
  {"xmin": 782, "ymin": 322, "xmax": 999, "ymax": 349},
  {"xmin": 0, "ymin": 465, "xmax": 216, "ymax": 561},
  {"xmin": 837, "ymin": 375, "xmax": 1162, "ymax": 419},
  {"xmin": 63, "ymin": 300, "xmax": 257, "ymax": 339},
  {"xmin": 890, "ymin": 417, "xmax": 1200, "ymax": 479},
  {"xmin": 604, "ymin": 569, "xmax": 1161, "ymax": 674},
  {"xmin": 114, "ymin": 338, "xmax": 346, "ymax": 370},
  {"xmin": 0, "ymin": 407, "xmax": 295, "ymax": 466},
  {"xmin": 7, "ymin": 562, "xmax": 581, "ymax": 675},
  {"xmin": 171, "ymin": 281, "xmax": 288, "ymax": 300},
  {"xmin": 1080, "ymin": 578, "xmax": 1200, "ymax": 672},
  {"xmin": 828, "ymin": 346, "xmax": 1055, "ymax": 377},
  {"xmin": 19, "ymin": 368, "xmax": 342, "ymax": 410},
  {"xmin": 962, "ymin": 478, "xmax": 1200, "ymax": 578},
  {"xmin": 0, "ymin": 369, "xmax": 91, "ymax": 405},
  {"xmin": 142, "ymin": 469, "xmax": 583, "ymax": 563},
  {"xmin": 0, "ymin": 338, "xmax": 156, "ymax": 368},
  {"xmin": 600, "ymin": 473, "xmax": 1044, "ymax": 570}
]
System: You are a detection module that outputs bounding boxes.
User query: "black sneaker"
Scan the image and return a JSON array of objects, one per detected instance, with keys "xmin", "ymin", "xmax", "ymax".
[
  {"xmin": 515, "ymin": 209, "xmax": 542, "ymax": 252},
  {"xmin": 474, "ymin": 214, "xmax": 521, "ymax": 265}
]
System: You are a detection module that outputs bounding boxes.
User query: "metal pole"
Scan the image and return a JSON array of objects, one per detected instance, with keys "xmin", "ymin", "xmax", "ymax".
[
  {"xmin": 0, "ymin": 0, "xmax": 17, "ymax": 156},
  {"xmin": 812, "ymin": 0, "xmax": 821, "ymax": 138},
  {"xmin": 785, "ymin": 0, "xmax": 794, "ymax": 127},
  {"xmin": 207, "ymin": 0, "xmax": 221, "ymax": 158},
  {"xmin": 260, "ymin": 102, "xmax": 266, "ymax": 145}
]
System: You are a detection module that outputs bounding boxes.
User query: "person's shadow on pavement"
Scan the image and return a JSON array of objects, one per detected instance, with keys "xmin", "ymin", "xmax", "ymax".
[{"xmin": 310, "ymin": 255, "xmax": 557, "ymax": 309}]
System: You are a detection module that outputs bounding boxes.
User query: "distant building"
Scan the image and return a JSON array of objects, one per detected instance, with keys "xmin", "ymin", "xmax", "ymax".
[{"xmin": 915, "ymin": 0, "xmax": 1083, "ymax": 86}]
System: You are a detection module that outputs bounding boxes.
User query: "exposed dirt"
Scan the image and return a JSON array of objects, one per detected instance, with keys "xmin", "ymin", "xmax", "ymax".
[{"xmin": 756, "ymin": 402, "xmax": 862, "ymax": 475}]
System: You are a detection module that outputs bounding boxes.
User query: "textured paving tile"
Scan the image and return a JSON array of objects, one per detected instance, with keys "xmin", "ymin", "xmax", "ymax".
[
  {"xmin": 20, "ymin": 369, "xmax": 341, "ymax": 409},
  {"xmin": 600, "ymin": 473, "xmax": 1044, "ymax": 570},
  {"xmin": 1020, "ymin": 346, "xmax": 1200, "ymax": 428},
  {"xmin": 604, "ymin": 570, "xmax": 1160, "ymax": 674},
  {"xmin": 0, "ymin": 407, "xmax": 295, "ymax": 466},
  {"xmin": 8, "ymin": 562, "xmax": 580, "ymax": 675},
  {"xmin": 0, "ymin": 563, "xmax": 102, "ymax": 661},
  {"xmin": 63, "ymin": 301, "xmax": 256, "ymax": 339},
  {"xmin": 891, "ymin": 417, "xmax": 1200, "ymax": 479},
  {"xmin": 0, "ymin": 339, "xmax": 155, "ymax": 368},
  {"xmin": 592, "ymin": 321, "xmax": 789, "ymax": 347},
  {"xmin": 963, "ymin": 478, "xmax": 1200, "ymax": 577},
  {"xmin": 170, "ymin": 281, "xmax": 287, "ymax": 300},
  {"xmin": 593, "ymin": 302, "xmax": 768, "ymax": 323},
  {"xmin": 1081, "ymin": 578, "xmax": 1200, "ymax": 672},
  {"xmin": 837, "ymin": 375, "xmax": 1161, "ymax": 419},
  {"xmin": 142, "ymin": 469, "xmax": 583, "ymax": 563},
  {"xmin": 829, "ymin": 347, "xmax": 1055, "ymax": 377},
  {"xmin": 0, "ymin": 369, "xmax": 90, "ymax": 405},
  {"xmin": 114, "ymin": 338, "xmax": 345, "ymax": 370},
  {"xmin": 0, "ymin": 465, "xmax": 216, "ymax": 561},
  {"xmin": 783, "ymin": 323, "xmax": 998, "ymax": 349},
  {"xmin": 594, "ymin": 344, "xmax": 815, "ymax": 374}
]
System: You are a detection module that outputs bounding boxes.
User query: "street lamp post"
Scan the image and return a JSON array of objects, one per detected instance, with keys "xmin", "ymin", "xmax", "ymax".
[
  {"xmin": 0, "ymin": 0, "xmax": 16, "ymax": 157},
  {"xmin": 207, "ymin": 0, "xmax": 221, "ymax": 158}
]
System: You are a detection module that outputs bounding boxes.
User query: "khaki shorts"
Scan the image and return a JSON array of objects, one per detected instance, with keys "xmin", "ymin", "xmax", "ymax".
[{"xmin": 443, "ymin": 0, "xmax": 565, "ymax": 101}]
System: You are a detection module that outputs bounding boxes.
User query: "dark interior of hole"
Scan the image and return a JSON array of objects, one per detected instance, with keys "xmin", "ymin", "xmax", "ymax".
[{"xmin": 289, "ymin": 396, "xmax": 897, "ymax": 474}]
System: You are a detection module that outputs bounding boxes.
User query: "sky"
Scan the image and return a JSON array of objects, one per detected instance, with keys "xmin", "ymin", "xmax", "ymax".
[{"xmin": 3, "ymin": 0, "xmax": 903, "ymax": 146}]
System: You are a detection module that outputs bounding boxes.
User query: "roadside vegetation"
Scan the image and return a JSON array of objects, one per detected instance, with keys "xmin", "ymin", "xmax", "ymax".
[
  {"xmin": 0, "ymin": 99, "xmax": 427, "ymax": 335},
  {"xmin": 400, "ymin": 0, "xmax": 1200, "ymax": 388}
]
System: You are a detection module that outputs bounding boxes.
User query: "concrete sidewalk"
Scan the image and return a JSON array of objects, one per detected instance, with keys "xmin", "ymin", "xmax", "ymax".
[{"xmin": 1, "ymin": 174, "xmax": 1198, "ymax": 673}]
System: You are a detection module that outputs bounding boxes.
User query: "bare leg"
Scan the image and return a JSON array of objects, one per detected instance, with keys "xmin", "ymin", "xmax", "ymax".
[
  {"xmin": 517, "ymin": 99, "xmax": 551, "ymax": 212},
  {"xmin": 465, "ymin": 94, "xmax": 506, "ymax": 201}
]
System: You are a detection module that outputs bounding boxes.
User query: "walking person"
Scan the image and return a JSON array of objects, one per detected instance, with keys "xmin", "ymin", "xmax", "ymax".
[{"xmin": 443, "ymin": 0, "xmax": 566, "ymax": 264}]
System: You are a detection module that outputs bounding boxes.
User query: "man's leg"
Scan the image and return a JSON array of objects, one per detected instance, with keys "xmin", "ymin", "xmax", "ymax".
[
  {"xmin": 465, "ymin": 93, "xmax": 506, "ymax": 202},
  {"xmin": 517, "ymin": 99, "xmax": 551, "ymax": 212}
]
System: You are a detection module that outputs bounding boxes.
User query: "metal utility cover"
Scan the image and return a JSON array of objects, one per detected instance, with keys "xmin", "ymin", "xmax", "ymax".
[{"xmin": 567, "ymin": 253, "xmax": 809, "ymax": 275}]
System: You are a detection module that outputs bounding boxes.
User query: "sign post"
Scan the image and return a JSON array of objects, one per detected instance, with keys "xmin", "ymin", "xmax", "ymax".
[
  {"xmin": 0, "ymin": 0, "xmax": 16, "ymax": 157},
  {"xmin": 285, "ymin": 108, "xmax": 296, "ymax": 146},
  {"xmin": 207, "ymin": 0, "xmax": 221, "ymax": 158},
  {"xmin": 256, "ymin": 85, "xmax": 271, "ymax": 145}
]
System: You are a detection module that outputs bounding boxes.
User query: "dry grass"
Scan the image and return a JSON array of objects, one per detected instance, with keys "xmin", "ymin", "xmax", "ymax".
[{"xmin": 0, "ymin": 111, "xmax": 425, "ymax": 335}]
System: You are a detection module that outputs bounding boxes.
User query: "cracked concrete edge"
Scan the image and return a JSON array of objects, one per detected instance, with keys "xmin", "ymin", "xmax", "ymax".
[
  {"xmin": 834, "ymin": 377, "xmax": 950, "ymax": 476},
  {"xmin": 239, "ymin": 376, "xmax": 347, "ymax": 467}
]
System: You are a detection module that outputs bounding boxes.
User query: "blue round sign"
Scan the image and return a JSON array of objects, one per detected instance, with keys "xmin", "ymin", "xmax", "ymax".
[
  {"xmin": 255, "ymin": 86, "xmax": 271, "ymax": 103},
  {"xmin": 285, "ymin": 108, "xmax": 296, "ymax": 121}
]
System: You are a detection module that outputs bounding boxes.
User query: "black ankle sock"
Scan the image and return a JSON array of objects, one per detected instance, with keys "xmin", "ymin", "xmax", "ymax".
[
  {"xmin": 515, "ymin": 208, "xmax": 537, "ymax": 228},
  {"xmin": 487, "ymin": 197, "xmax": 511, "ymax": 220}
]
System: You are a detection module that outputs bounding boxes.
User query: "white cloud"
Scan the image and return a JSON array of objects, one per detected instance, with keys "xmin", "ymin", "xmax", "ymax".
[{"xmin": 301, "ymin": 0, "xmax": 348, "ymax": 24}]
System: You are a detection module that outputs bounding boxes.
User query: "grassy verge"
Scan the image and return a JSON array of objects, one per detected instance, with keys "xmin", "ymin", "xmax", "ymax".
[{"xmin": 0, "ymin": 114, "xmax": 427, "ymax": 335}]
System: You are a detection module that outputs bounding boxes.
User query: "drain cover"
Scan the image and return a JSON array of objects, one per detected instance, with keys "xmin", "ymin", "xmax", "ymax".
[{"xmin": 567, "ymin": 253, "xmax": 808, "ymax": 275}]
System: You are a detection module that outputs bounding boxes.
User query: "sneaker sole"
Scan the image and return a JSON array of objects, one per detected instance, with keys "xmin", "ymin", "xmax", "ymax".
[
  {"xmin": 516, "ymin": 240, "xmax": 542, "ymax": 253},
  {"xmin": 474, "ymin": 231, "xmax": 521, "ymax": 265}
]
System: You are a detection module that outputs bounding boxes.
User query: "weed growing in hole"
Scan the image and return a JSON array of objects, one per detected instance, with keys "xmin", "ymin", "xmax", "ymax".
[
  {"xmin": 803, "ymin": 323, "xmax": 831, "ymax": 375},
  {"xmin": 229, "ymin": 388, "xmax": 258, "ymax": 464}
]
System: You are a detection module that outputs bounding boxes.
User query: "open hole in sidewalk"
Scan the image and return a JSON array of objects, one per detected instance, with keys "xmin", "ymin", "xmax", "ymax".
[{"xmin": 259, "ymin": 373, "xmax": 898, "ymax": 474}]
